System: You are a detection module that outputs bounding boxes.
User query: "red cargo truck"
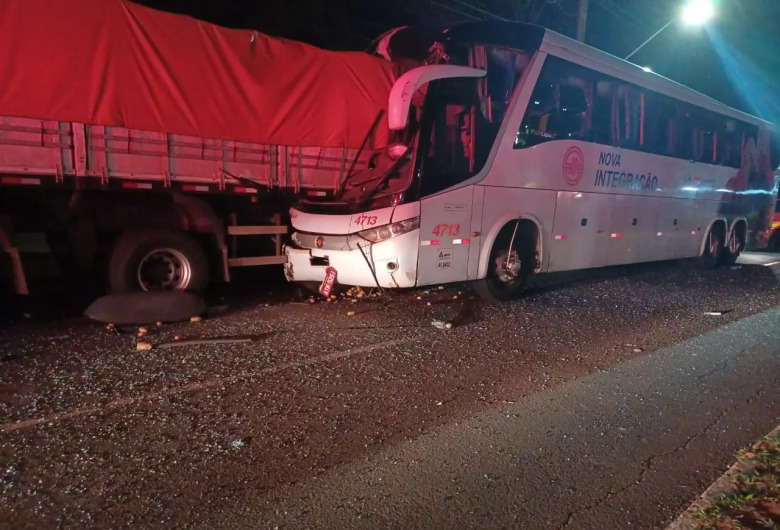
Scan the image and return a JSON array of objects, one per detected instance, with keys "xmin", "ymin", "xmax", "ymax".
[{"xmin": 0, "ymin": 0, "xmax": 394, "ymax": 295}]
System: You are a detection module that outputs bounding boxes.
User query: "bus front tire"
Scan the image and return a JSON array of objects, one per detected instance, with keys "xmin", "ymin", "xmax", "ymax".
[{"xmin": 474, "ymin": 224, "xmax": 535, "ymax": 302}]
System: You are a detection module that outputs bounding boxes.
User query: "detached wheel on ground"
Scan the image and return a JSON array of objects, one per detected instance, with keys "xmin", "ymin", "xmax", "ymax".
[
  {"xmin": 699, "ymin": 224, "xmax": 724, "ymax": 269},
  {"xmin": 108, "ymin": 230, "xmax": 209, "ymax": 293},
  {"xmin": 473, "ymin": 222, "xmax": 536, "ymax": 301}
]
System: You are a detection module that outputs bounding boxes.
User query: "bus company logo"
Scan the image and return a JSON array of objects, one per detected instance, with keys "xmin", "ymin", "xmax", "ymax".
[{"xmin": 562, "ymin": 146, "xmax": 584, "ymax": 186}]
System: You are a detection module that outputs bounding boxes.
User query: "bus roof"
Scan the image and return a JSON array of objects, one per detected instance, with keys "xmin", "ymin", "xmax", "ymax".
[{"xmin": 439, "ymin": 21, "xmax": 775, "ymax": 130}]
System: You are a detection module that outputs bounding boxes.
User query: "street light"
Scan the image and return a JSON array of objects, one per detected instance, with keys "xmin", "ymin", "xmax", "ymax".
[
  {"xmin": 625, "ymin": 0, "xmax": 714, "ymax": 61},
  {"xmin": 682, "ymin": 0, "xmax": 715, "ymax": 25}
]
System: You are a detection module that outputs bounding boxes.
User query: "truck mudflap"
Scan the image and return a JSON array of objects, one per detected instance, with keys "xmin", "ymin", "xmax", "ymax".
[{"xmin": 283, "ymin": 230, "xmax": 419, "ymax": 289}]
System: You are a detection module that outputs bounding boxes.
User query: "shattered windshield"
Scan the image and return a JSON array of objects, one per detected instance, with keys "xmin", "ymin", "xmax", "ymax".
[{"xmin": 339, "ymin": 144, "xmax": 415, "ymax": 205}]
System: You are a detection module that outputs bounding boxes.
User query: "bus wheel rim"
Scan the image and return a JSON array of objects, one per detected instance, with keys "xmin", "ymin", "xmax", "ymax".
[
  {"xmin": 708, "ymin": 232, "xmax": 720, "ymax": 256},
  {"xmin": 728, "ymin": 231, "xmax": 740, "ymax": 254},
  {"xmin": 494, "ymin": 250, "xmax": 521, "ymax": 283}
]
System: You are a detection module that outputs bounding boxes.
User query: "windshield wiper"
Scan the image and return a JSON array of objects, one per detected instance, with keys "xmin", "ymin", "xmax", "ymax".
[
  {"xmin": 355, "ymin": 150, "xmax": 412, "ymax": 205},
  {"xmin": 337, "ymin": 111, "xmax": 385, "ymax": 197}
]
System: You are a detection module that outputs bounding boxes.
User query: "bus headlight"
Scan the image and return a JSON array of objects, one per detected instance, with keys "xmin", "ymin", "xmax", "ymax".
[{"xmin": 357, "ymin": 217, "xmax": 420, "ymax": 243}]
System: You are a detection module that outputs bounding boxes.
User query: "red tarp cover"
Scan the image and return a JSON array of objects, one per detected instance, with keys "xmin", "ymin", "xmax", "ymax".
[{"xmin": 0, "ymin": 0, "xmax": 394, "ymax": 148}]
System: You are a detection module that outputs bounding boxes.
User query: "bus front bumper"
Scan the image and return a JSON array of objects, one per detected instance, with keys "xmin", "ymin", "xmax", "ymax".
[{"xmin": 283, "ymin": 231, "xmax": 419, "ymax": 289}]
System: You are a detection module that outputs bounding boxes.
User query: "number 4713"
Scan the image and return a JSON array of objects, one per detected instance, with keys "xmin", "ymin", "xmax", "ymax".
[{"xmin": 432, "ymin": 223, "xmax": 460, "ymax": 237}]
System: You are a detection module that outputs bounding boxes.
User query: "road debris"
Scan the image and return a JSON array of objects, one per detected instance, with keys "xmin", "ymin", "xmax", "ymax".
[
  {"xmin": 156, "ymin": 337, "xmax": 253, "ymax": 349},
  {"xmin": 136, "ymin": 341, "xmax": 153, "ymax": 351},
  {"xmin": 190, "ymin": 316, "xmax": 203, "ymax": 323},
  {"xmin": 345, "ymin": 286, "xmax": 366, "ymax": 298},
  {"xmin": 206, "ymin": 304, "xmax": 230, "ymax": 316},
  {"xmin": 84, "ymin": 291, "xmax": 207, "ymax": 325},
  {"xmin": 230, "ymin": 437, "xmax": 252, "ymax": 450}
]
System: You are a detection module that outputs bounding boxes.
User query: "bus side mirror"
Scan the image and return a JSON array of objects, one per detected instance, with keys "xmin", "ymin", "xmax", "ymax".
[
  {"xmin": 388, "ymin": 65, "xmax": 487, "ymax": 131},
  {"xmin": 386, "ymin": 143, "xmax": 409, "ymax": 161}
]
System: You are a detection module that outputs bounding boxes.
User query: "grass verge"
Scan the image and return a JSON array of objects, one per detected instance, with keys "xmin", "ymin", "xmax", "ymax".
[{"xmin": 669, "ymin": 424, "xmax": 780, "ymax": 529}]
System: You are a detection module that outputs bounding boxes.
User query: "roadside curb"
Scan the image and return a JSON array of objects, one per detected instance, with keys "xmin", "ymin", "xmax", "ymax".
[{"xmin": 665, "ymin": 422, "xmax": 780, "ymax": 529}]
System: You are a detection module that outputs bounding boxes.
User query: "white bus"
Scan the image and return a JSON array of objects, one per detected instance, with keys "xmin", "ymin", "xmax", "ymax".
[{"xmin": 284, "ymin": 22, "xmax": 779, "ymax": 300}]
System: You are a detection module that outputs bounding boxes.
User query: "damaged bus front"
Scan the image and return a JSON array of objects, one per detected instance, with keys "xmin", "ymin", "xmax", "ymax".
[
  {"xmin": 284, "ymin": 65, "xmax": 488, "ymax": 289},
  {"xmin": 284, "ymin": 24, "xmax": 539, "ymax": 291}
]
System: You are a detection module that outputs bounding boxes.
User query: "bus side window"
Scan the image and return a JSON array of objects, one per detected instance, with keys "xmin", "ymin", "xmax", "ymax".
[
  {"xmin": 553, "ymin": 81, "xmax": 591, "ymax": 140},
  {"xmin": 717, "ymin": 119, "xmax": 742, "ymax": 168},
  {"xmin": 612, "ymin": 84, "xmax": 644, "ymax": 149},
  {"xmin": 770, "ymin": 131, "xmax": 780, "ymax": 171},
  {"xmin": 515, "ymin": 79, "xmax": 556, "ymax": 148},
  {"xmin": 691, "ymin": 110, "xmax": 716, "ymax": 163},
  {"xmin": 674, "ymin": 104, "xmax": 695, "ymax": 160},
  {"xmin": 591, "ymin": 79, "xmax": 614, "ymax": 145},
  {"xmin": 644, "ymin": 93, "xmax": 676, "ymax": 156},
  {"xmin": 515, "ymin": 57, "xmax": 591, "ymax": 148}
]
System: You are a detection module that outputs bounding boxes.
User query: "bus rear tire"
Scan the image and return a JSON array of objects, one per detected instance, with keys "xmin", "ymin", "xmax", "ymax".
[
  {"xmin": 699, "ymin": 224, "xmax": 724, "ymax": 269},
  {"xmin": 719, "ymin": 225, "xmax": 744, "ymax": 266},
  {"xmin": 108, "ymin": 230, "xmax": 210, "ymax": 294},
  {"xmin": 474, "ymin": 223, "xmax": 535, "ymax": 302}
]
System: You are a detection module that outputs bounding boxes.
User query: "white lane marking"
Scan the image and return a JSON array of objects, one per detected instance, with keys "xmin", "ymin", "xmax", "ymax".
[
  {"xmin": 0, "ymin": 336, "xmax": 422, "ymax": 434},
  {"xmin": 764, "ymin": 261, "xmax": 780, "ymax": 267}
]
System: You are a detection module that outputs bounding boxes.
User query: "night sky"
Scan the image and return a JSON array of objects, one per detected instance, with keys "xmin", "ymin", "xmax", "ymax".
[{"xmin": 136, "ymin": 0, "xmax": 779, "ymax": 123}]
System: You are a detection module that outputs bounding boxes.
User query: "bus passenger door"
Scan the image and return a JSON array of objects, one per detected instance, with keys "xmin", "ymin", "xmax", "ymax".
[
  {"xmin": 416, "ymin": 187, "xmax": 474, "ymax": 286},
  {"xmin": 548, "ymin": 191, "xmax": 614, "ymax": 272}
]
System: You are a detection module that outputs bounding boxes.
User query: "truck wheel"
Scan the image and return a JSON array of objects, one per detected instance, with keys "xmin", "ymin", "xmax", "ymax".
[
  {"xmin": 108, "ymin": 230, "xmax": 209, "ymax": 293},
  {"xmin": 473, "ymin": 224, "xmax": 535, "ymax": 301},
  {"xmin": 699, "ymin": 224, "xmax": 724, "ymax": 269}
]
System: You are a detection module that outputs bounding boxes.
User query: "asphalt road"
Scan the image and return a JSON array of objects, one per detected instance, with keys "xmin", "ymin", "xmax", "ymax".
[
  {"xmin": 1, "ymin": 255, "xmax": 779, "ymax": 529},
  {"xmin": 217, "ymin": 305, "xmax": 780, "ymax": 530}
]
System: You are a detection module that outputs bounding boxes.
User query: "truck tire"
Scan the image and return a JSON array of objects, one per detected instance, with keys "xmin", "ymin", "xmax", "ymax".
[{"xmin": 108, "ymin": 230, "xmax": 209, "ymax": 293}]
